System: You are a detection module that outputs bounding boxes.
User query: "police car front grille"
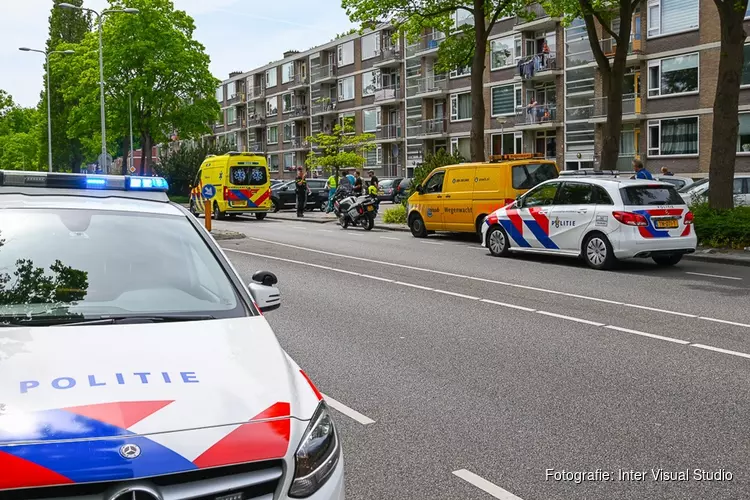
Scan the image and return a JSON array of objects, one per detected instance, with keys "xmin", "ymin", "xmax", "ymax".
[{"xmin": 2, "ymin": 460, "xmax": 284, "ymax": 500}]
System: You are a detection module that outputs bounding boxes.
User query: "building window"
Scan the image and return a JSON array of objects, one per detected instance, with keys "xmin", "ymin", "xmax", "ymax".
[
  {"xmin": 647, "ymin": 117, "xmax": 698, "ymax": 156},
  {"xmin": 226, "ymin": 107, "xmax": 236, "ymax": 124},
  {"xmin": 450, "ymin": 92, "xmax": 472, "ymax": 122},
  {"xmin": 339, "ymin": 113, "xmax": 356, "ymax": 133},
  {"xmin": 266, "ymin": 68, "xmax": 277, "ymax": 88},
  {"xmin": 453, "ymin": 9, "xmax": 474, "ymax": 29},
  {"xmin": 648, "ymin": 53, "xmax": 699, "ymax": 97},
  {"xmin": 647, "ymin": 0, "xmax": 698, "ymax": 38},
  {"xmin": 268, "ymin": 155, "xmax": 279, "ymax": 172},
  {"xmin": 362, "ymin": 70, "xmax": 381, "ymax": 96},
  {"xmin": 491, "ymin": 132, "xmax": 523, "ymax": 155},
  {"xmin": 284, "ymin": 152, "xmax": 295, "ymax": 170},
  {"xmin": 216, "ymin": 86, "xmax": 224, "ymax": 102},
  {"xmin": 338, "ymin": 40, "xmax": 354, "ymax": 66},
  {"xmin": 490, "ymin": 35, "xmax": 521, "ymax": 70},
  {"xmin": 365, "ymin": 146, "xmax": 382, "ymax": 167},
  {"xmin": 742, "ymin": 44, "xmax": 750, "ymax": 86},
  {"xmin": 450, "ymin": 137, "xmax": 471, "ymax": 158},
  {"xmin": 338, "ymin": 76, "xmax": 355, "ymax": 101},
  {"xmin": 267, "ymin": 126, "xmax": 279, "ymax": 145},
  {"xmin": 363, "ymin": 108, "xmax": 379, "ymax": 132},
  {"xmin": 282, "ymin": 62, "xmax": 294, "ymax": 84},
  {"xmin": 491, "ymin": 84, "xmax": 521, "ymax": 116},
  {"xmin": 226, "ymin": 81, "xmax": 236, "ymax": 98},
  {"xmin": 738, "ymin": 114, "xmax": 750, "ymax": 153},
  {"xmin": 266, "ymin": 97, "xmax": 278, "ymax": 117},
  {"xmin": 450, "ymin": 66, "xmax": 471, "ymax": 78},
  {"xmin": 283, "ymin": 123, "xmax": 293, "ymax": 142},
  {"xmin": 282, "ymin": 93, "xmax": 293, "ymax": 113},
  {"xmin": 361, "ymin": 32, "xmax": 380, "ymax": 60}
]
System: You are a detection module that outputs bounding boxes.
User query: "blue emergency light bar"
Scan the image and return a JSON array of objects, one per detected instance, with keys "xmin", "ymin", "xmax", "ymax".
[{"xmin": 0, "ymin": 170, "xmax": 169, "ymax": 192}]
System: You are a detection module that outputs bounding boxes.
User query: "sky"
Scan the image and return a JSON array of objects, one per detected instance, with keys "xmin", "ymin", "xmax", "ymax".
[{"xmin": 0, "ymin": 0, "xmax": 357, "ymax": 108}]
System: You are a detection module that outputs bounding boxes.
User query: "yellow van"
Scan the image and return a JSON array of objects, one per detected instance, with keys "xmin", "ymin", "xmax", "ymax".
[
  {"xmin": 407, "ymin": 153, "xmax": 559, "ymax": 237},
  {"xmin": 190, "ymin": 152, "xmax": 272, "ymax": 220}
]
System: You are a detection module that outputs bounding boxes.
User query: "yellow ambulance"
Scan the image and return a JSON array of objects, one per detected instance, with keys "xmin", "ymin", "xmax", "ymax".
[
  {"xmin": 190, "ymin": 152, "xmax": 272, "ymax": 220},
  {"xmin": 406, "ymin": 153, "xmax": 559, "ymax": 237}
]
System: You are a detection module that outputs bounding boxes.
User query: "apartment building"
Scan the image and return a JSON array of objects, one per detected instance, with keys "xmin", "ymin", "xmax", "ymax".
[{"xmin": 208, "ymin": 0, "xmax": 750, "ymax": 177}]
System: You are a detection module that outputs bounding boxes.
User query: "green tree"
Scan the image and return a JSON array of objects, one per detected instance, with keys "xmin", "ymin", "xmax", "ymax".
[
  {"xmin": 342, "ymin": 0, "xmax": 528, "ymax": 162},
  {"xmin": 542, "ymin": 0, "xmax": 639, "ymax": 171},
  {"xmin": 305, "ymin": 117, "xmax": 376, "ymax": 177},
  {"xmin": 707, "ymin": 0, "xmax": 750, "ymax": 210},
  {"xmin": 0, "ymin": 91, "xmax": 42, "ymax": 170},
  {"xmin": 39, "ymin": 0, "xmax": 91, "ymax": 172},
  {"xmin": 58, "ymin": 0, "xmax": 220, "ymax": 174},
  {"xmin": 155, "ymin": 141, "xmax": 229, "ymax": 196}
]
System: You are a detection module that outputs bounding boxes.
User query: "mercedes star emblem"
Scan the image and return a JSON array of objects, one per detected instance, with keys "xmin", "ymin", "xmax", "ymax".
[{"xmin": 119, "ymin": 443, "xmax": 142, "ymax": 459}]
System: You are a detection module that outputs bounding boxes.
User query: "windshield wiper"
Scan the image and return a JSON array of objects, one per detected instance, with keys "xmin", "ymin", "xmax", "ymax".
[{"xmin": 59, "ymin": 314, "xmax": 216, "ymax": 326}]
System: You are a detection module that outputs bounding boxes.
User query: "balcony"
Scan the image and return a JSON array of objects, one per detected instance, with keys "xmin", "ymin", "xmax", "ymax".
[
  {"xmin": 408, "ymin": 118, "xmax": 447, "ymax": 138},
  {"xmin": 250, "ymin": 85, "xmax": 265, "ymax": 100},
  {"xmin": 599, "ymin": 38, "xmax": 644, "ymax": 63},
  {"xmin": 415, "ymin": 75, "xmax": 448, "ymax": 97},
  {"xmin": 374, "ymin": 85, "xmax": 402, "ymax": 105},
  {"xmin": 248, "ymin": 141, "xmax": 265, "ymax": 152},
  {"xmin": 311, "ymin": 64, "xmax": 337, "ymax": 84},
  {"xmin": 289, "ymin": 137, "xmax": 310, "ymax": 150},
  {"xmin": 381, "ymin": 161, "xmax": 402, "ymax": 177},
  {"xmin": 247, "ymin": 114, "xmax": 266, "ymax": 128},
  {"xmin": 590, "ymin": 94, "xmax": 644, "ymax": 123},
  {"xmin": 227, "ymin": 93, "xmax": 241, "ymax": 105},
  {"xmin": 406, "ymin": 32, "xmax": 444, "ymax": 58},
  {"xmin": 376, "ymin": 124, "xmax": 403, "ymax": 141},
  {"xmin": 290, "ymin": 105, "xmax": 309, "ymax": 119},
  {"xmin": 516, "ymin": 53, "xmax": 562, "ymax": 81},
  {"xmin": 212, "ymin": 123, "xmax": 225, "ymax": 133},
  {"xmin": 516, "ymin": 104, "xmax": 560, "ymax": 129},
  {"xmin": 312, "ymin": 100, "xmax": 337, "ymax": 116},
  {"xmin": 515, "ymin": 3, "xmax": 560, "ymax": 31},
  {"xmin": 373, "ymin": 47, "xmax": 402, "ymax": 68},
  {"xmin": 289, "ymin": 73, "xmax": 309, "ymax": 90}
]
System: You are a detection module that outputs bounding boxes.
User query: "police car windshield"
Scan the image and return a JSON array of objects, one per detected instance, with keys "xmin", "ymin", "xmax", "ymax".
[{"xmin": 0, "ymin": 209, "xmax": 248, "ymax": 323}]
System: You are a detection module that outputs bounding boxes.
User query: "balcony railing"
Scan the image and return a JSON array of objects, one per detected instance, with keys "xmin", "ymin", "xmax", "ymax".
[
  {"xmin": 248, "ymin": 141, "xmax": 264, "ymax": 152},
  {"xmin": 416, "ymin": 75, "xmax": 448, "ymax": 95},
  {"xmin": 312, "ymin": 100, "xmax": 337, "ymax": 115},
  {"xmin": 515, "ymin": 3, "xmax": 551, "ymax": 25},
  {"xmin": 381, "ymin": 161, "xmax": 402, "ymax": 177},
  {"xmin": 599, "ymin": 38, "xmax": 640, "ymax": 57},
  {"xmin": 374, "ymin": 85, "xmax": 402, "ymax": 103},
  {"xmin": 376, "ymin": 124, "xmax": 402, "ymax": 140},
  {"xmin": 227, "ymin": 93, "xmax": 241, "ymax": 105},
  {"xmin": 375, "ymin": 47, "xmax": 402, "ymax": 65},
  {"xmin": 519, "ymin": 104, "xmax": 558, "ymax": 125},
  {"xmin": 291, "ymin": 105, "xmax": 309, "ymax": 117},
  {"xmin": 252, "ymin": 85, "xmax": 265, "ymax": 99},
  {"xmin": 410, "ymin": 118, "xmax": 446, "ymax": 136},
  {"xmin": 290, "ymin": 137, "xmax": 309, "ymax": 149},
  {"xmin": 247, "ymin": 114, "xmax": 266, "ymax": 127},
  {"xmin": 312, "ymin": 64, "xmax": 337, "ymax": 83},
  {"xmin": 406, "ymin": 32, "xmax": 445, "ymax": 57},
  {"xmin": 212, "ymin": 123, "xmax": 224, "ymax": 132},
  {"xmin": 291, "ymin": 73, "xmax": 309, "ymax": 88},
  {"xmin": 517, "ymin": 53, "xmax": 558, "ymax": 79},
  {"xmin": 591, "ymin": 94, "xmax": 640, "ymax": 117}
]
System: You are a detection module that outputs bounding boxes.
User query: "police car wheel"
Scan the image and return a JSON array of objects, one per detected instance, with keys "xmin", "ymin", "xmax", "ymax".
[
  {"xmin": 652, "ymin": 254, "xmax": 682, "ymax": 266},
  {"xmin": 409, "ymin": 214, "xmax": 427, "ymax": 238},
  {"xmin": 487, "ymin": 226, "xmax": 510, "ymax": 256},
  {"xmin": 583, "ymin": 233, "xmax": 616, "ymax": 270}
]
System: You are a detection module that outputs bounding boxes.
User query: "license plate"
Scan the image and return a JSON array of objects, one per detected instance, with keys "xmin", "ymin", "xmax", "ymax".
[
  {"xmin": 231, "ymin": 201, "xmax": 247, "ymax": 207},
  {"xmin": 654, "ymin": 219, "xmax": 678, "ymax": 229},
  {"xmin": 367, "ymin": 205, "xmax": 374, "ymax": 211}
]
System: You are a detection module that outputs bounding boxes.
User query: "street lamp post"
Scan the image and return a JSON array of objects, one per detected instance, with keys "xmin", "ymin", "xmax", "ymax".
[
  {"xmin": 129, "ymin": 93, "xmax": 134, "ymax": 174},
  {"xmin": 57, "ymin": 3, "xmax": 139, "ymax": 173},
  {"xmin": 19, "ymin": 47, "xmax": 74, "ymax": 172}
]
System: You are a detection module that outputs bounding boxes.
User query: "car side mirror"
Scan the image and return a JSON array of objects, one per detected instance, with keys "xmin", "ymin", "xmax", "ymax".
[
  {"xmin": 281, "ymin": 186, "xmax": 288, "ymax": 191},
  {"xmin": 248, "ymin": 271, "xmax": 280, "ymax": 313},
  {"xmin": 416, "ymin": 184, "xmax": 424, "ymax": 194}
]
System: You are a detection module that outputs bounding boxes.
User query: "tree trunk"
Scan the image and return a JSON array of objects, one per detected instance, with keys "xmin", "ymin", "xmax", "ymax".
[
  {"xmin": 69, "ymin": 139, "xmax": 82, "ymax": 173},
  {"xmin": 600, "ymin": 61, "xmax": 625, "ymax": 170},
  {"xmin": 708, "ymin": 0, "xmax": 748, "ymax": 210},
  {"xmin": 139, "ymin": 132, "xmax": 147, "ymax": 176},
  {"xmin": 469, "ymin": 0, "xmax": 488, "ymax": 162}
]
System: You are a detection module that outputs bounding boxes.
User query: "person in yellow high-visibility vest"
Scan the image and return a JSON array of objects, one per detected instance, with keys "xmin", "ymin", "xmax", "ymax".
[{"xmin": 325, "ymin": 172, "xmax": 338, "ymax": 212}]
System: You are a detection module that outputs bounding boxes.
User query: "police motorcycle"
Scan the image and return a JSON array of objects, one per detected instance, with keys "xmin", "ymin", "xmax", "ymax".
[{"xmin": 332, "ymin": 187, "xmax": 378, "ymax": 231}]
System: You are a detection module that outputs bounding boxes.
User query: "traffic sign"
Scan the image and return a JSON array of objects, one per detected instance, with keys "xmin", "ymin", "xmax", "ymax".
[
  {"xmin": 128, "ymin": 166, "xmax": 136, "ymax": 173},
  {"xmin": 202, "ymin": 184, "xmax": 216, "ymax": 199}
]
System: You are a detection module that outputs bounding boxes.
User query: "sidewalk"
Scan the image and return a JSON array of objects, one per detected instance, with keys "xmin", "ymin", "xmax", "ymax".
[{"xmin": 685, "ymin": 247, "xmax": 750, "ymax": 267}]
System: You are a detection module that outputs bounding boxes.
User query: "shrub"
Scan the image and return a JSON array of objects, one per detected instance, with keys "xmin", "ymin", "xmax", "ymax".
[
  {"xmin": 691, "ymin": 203, "xmax": 750, "ymax": 248},
  {"xmin": 383, "ymin": 204, "xmax": 407, "ymax": 224}
]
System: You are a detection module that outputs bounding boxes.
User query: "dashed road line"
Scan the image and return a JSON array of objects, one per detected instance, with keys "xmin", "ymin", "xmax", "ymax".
[
  {"xmin": 323, "ymin": 394, "xmax": 376, "ymax": 425},
  {"xmin": 380, "ymin": 236, "xmax": 400, "ymax": 240},
  {"xmin": 243, "ymin": 237, "xmax": 750, "ymax": 330},
  {"xmin": 686, "ymin": 272, "xmax": 742, "ymax": 281},
  {"xmin": 453, "ymin": 469, "xmax": 524, "ymax": 500},
  {"xmin": 222, "ymin": 247, "xmax": 750, "ymax": 362},
  {"xmin": 420, "ymin": 241, "xmax": 443, "ymax": 245}
]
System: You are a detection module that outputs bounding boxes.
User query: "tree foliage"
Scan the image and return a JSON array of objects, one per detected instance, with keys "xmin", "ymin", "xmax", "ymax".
[
  {"xmin": 55, "ymin": 0, "xmax": 220, "ymax": 173},
  {"xmin": 0, "ymin": 90, "xmax": 42, "ymax": 170},
  {"xmin": 155, "ymin": 141, "xmax": 230, "ymax": 196},
  {"xmin": 305, "ymin": 118, "xmax": 376, "ymax": 177},
  {"xmin": 410, "ymin": 148, "xmax": 465, "ymax": 194},
  {"xmin": 342, "ymin": 0, "xmax": 530, "ymax": 162}
]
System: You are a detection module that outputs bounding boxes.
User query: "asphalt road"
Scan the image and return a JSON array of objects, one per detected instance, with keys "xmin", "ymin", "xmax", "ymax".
[{"xmin": 215, "ymin": 216, "xmax": 750, "ymax": 500}]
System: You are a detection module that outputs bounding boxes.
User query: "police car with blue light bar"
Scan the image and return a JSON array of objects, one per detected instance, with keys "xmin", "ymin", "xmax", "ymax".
[{"xmin": 0, "ymin": 171, "xmax": 344, "ymax": 500}]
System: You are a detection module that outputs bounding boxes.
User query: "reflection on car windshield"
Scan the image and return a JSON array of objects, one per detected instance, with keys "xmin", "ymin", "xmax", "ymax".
[
  {"xmin": 679, "ymin": 177, "xmax": 708, "ymax": 193},
  {"xmin": 0, "ymin": 209, "xmax": 248, "ymax": 323}
]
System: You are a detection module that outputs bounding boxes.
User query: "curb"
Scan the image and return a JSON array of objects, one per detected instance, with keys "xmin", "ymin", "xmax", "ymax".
[
  {"xmin": 684, "ymin": 253, "xmax": 750, "ymax": 267},
  {"xmin": 211, "ymin": 230, "xmax": 247, "ymax": 241},
  {"xmin": 266, "ymin": 215, "xmax": 337, "ymax": 224},
  {"xmin": 377, "ymin": 224, "xmax": 410, "ymax": 232}
]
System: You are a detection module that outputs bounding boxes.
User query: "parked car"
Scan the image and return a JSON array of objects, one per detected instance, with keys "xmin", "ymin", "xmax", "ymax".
[
  {"xmin": 270, "ymin": 179, "xmax": 329, "ymax": 212},
  {"xmin": 394, "ymin": 177, "xmax": 413, "ymax": 204},
  {"xmin": 377, "ymin": 177, "xmax": 403, "ymax": 202},
  {"xmin": 679, "ymin": 174, "xmax": 750, "ymax": 206},
  {"xmin": 653, "ymin": 175, "xmax": 694, "ymax": 191}
]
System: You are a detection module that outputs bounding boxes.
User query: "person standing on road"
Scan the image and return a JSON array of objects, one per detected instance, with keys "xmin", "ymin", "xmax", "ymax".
[
  {"xmin": 632, "ymin": 159, "xmax": 653, "ymax": 180},
  {"xmin": 347, "ymin": 171, "xmax": 356, "ymax": 186},
  {"xmin": 295, "ymin": 167, "xmax": 308, "ymax": 218},
  {"xmin": 353, "ymin": 171, "xmax": 363, "ymax": 196},
  {"xmin": 660, "ymin": 167, "xmax": 674, "ymax": 176},
  {"xmin": 325, "ymin": 172, "xmax": 338, "ymax": 212},
  {"xmin": 368, "ymin": 170, "xmax": 379, "ymax": 190}
]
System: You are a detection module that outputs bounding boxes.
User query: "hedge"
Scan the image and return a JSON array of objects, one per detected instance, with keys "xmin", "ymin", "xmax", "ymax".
[
  {"xmin": 383, "ymin": 204, "xmax": 407, "ymax": 225},
  {"xmin": 691, "ymin": 203, "xmax": 750, "ymax": 248}
]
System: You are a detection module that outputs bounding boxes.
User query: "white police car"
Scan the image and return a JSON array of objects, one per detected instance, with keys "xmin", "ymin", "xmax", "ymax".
[
  {"xmin": 481, "ymin": 177, "xmax": 697, "ymax": 270},
  {"xmin": 0, "ymin": 171, "xmax": 343, "ymax": 499}
]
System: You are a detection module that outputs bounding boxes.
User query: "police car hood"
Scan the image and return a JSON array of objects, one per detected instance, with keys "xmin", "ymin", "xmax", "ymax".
[{"xmin": 0, "ymin": 317, "xmax": 324, "ymax": 485}]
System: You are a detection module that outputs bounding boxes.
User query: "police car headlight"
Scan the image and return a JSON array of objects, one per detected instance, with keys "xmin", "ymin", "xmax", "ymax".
[{"xmin": 288, "ymin": 402, "xmax": 340, "ymax": 498}]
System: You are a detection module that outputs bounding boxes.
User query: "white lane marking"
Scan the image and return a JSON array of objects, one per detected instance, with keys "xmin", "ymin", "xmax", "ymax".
[
  {"xmin": 468, "ymin": 246, "xmax": 487, "ymax": 250},
  {"xmin": 380, "ymin": 236, "xmax": 400, "ymax": 240},
  {"xmin": 421, "ymin": 241, "xmax": 444, "ymax": 245},
  {"xmin": 480, "ymin": 298, "xmax": 536, "ymax": 312},
  {"xmin": 320, "ymin": 229, "xmax": 333, "ymax": 233},
  {"xmin": 605, "ymin": 325, "xmax": 691, "ymax": 345},
  {"xmin": 322, "ymin": 394, "xmax": 376, "ymax": 425},
  {"xmin": 222, "ymin": 247, "xmax": 750, "ymax": 359},
  {"xmin": 615, "ymin": 303, "xmax": 696, "ymax": 318},
  {"xmin": 537, "ymin": 311, "xmax": 605, "ymax": 327},
  {"xmin": 686, "ymin": 272, "xmax": 742, "ymax": 281},
  {"xmin": 345, "ymin": 232, "xmax": 364, "ymax": 236},
  {"xmin": 690, "ymin": 344, "xmax": 750, "ymax": 360},
  {"xmin": 453, "ymin": 469, "xmax": 524, "ymax": 500},
  {"xmin": 290, "ymin": 226, "xmax": 306, "ymax": 230},
  {"xmin": 699, "ymin": 316, "xmax": 750, "ymax": 328}
]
